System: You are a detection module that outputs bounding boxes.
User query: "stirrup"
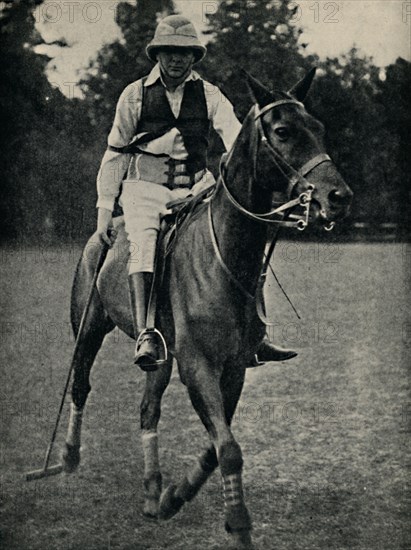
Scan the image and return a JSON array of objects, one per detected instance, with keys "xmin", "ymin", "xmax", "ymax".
[
  {"xmin": 249, "ymin": 354, "xmax": 266, "ymax": 368},
  {"xmin": 135, "ymin": 328, "xmax": 168, "ymax": 370}
]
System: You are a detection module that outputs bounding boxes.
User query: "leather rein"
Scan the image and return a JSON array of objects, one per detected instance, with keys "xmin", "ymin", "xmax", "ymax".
[{"xmin": 208, "ymin": 98, "xmax": 334, "ymax": 312}]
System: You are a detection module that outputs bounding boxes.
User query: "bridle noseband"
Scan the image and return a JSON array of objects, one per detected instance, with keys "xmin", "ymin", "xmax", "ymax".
[{"xmin": 219, "ymin": 99, "xmax": 334, "ymax": 231}]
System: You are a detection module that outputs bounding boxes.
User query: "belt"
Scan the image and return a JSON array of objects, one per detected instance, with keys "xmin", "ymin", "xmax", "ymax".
[{"xmin": 133, "ymin": 154, "xmax": 205, "ymax": 190}]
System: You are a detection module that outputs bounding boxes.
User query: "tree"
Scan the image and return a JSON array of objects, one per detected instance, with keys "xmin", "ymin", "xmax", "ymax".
[
  {"xmin": 202, "ymin": 3, "xmax": 410, "ymax": 233},
  {"xmin": 0, "ymin": 1, "xmax": 176, "ymax": 243},
  {"xmin": 377, "ymin": 58, "xmax": 411, "ymax": 231},
  {"xmin": 306, "ymin": 49, "xmax": 382, "ymax": 224},
  {"xmin": 198, "ymin": 0, "xmax": 318, "ymax": 176},
  {"xmin": 310, "ymin": 51, "xmax": 410, "ymax": 229},
  {"xmin": 201, "ymin": 0, "xmax": 315, "ymax": 118},
  {"xmin": 2, "ymin": 0, "xmax": 408, "ymax": 241},
  {"xmin": 0, "ymin": 0, "xmax": 65, "ymax": 240}
]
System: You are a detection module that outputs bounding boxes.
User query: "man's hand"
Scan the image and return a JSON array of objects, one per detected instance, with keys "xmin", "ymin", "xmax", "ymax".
[{"xmin": 96, "ymin": 207, "xmax": 116, "ymax": 247}]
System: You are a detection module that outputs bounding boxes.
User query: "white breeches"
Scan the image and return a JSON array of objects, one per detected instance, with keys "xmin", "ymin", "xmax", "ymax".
[{"xmin": 121, "ymin": 170, "xmax": 215, "ymax": 274}]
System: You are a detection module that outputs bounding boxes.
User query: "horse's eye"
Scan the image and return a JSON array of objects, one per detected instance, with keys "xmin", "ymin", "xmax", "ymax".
[{"xmin": 274, "ymin": 127, "xmax": 290, "ymax": 141}]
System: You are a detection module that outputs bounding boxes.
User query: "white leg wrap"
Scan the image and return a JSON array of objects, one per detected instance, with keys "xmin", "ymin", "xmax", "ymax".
[
  {"xmin": 141, "ymin": 431, "xmax": 159, "ymax": 476},
  {"xmin": 223, "ymin": 473, "xmax": 244, "ymax": 508},
  {"xmin": 66, "ymin": 402, "xmax": 83, "ymax": 447}
]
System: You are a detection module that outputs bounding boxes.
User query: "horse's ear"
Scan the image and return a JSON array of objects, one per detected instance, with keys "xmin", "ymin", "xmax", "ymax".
[
  {"xmin": 288, "ymin": 67, "xmax": 317, "ymax": 102},
  {"xmin": 240, "ymin": 69, "xmax": 273, "ymax": 107}
]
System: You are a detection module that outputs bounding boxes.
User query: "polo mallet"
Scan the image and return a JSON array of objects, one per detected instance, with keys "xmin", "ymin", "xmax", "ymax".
[{"xmin": 25, "ymin": 234, "xmax": 112, "ymax": 481}]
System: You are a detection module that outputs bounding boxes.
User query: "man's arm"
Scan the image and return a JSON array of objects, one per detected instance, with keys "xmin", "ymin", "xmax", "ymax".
[
  {"xmin": 95, "ymin": 80, "xmax": 142, "ymax": 245},
  {"xmin": 206, "ymin": 83, "xmax": 242, "ymax": 153}
]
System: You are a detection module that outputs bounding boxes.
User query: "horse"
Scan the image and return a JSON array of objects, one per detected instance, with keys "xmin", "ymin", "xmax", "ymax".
[{"xmin": 62, "ymin": 68, "xmax": 353, "ymax": 549}]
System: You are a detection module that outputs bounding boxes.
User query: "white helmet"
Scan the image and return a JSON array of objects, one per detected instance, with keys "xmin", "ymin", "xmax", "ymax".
[{"xmin": 146, "ymin": 15, "xmax": 207, "ymax": 63}]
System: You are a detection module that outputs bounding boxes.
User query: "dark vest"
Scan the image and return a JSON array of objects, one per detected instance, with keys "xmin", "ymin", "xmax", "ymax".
[{"xmin": 135, "ymin": 78, "xmax": 210, "ymax": 174}]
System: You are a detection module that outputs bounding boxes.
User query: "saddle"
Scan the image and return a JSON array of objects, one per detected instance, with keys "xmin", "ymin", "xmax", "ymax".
[{"xmin": 144, "ymin": 184, "xmax": 216, "ymax": 330}]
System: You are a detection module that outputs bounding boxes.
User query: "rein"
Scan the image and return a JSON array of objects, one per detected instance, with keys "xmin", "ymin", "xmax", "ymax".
[{"xmin": 208, "ymin": 98, "xmax": 333, "ymax": 319}]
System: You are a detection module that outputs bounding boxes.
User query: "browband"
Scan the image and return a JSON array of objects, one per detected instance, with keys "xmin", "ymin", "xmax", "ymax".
[{"xmin": 255, "ymin": 99, "xmax": 304, "ymax": 119}]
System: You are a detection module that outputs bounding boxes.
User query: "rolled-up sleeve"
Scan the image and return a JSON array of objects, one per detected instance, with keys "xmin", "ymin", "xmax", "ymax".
[
  {"xmin": 204, "ymin": 82, "xmax": 242, "ymax": 153},
  {"xmin": 96, "ymin": 80, "xmax": 142, "ymax": 211}
]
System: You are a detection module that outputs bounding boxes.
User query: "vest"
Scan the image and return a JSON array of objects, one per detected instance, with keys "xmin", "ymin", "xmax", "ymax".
[{"xmin": 135, "ymin": 78, "xmax": 210, "ymax": 175}]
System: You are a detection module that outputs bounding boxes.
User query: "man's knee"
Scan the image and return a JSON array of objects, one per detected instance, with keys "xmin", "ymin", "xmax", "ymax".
[{"xmin": 127, "ymin": 228, "xmax": 158, "ymax": 274}]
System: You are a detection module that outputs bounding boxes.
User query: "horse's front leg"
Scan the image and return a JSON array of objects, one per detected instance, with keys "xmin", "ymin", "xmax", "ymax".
[
  {"xmin": 158, "ymin": 360, "xmax": 246, "ymax": 513},
  {"xmin": 160, "ymin": 353, "xmax": 253, "ymax": 549},
  {"xmin": 140, "ymin": 357, "xmax": 172, "ymax": 518}
]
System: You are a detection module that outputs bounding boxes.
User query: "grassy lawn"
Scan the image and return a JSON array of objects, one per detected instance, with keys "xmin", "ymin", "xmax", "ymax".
[{"xmin": 0, "ymin": 241, "xmax": 409, "ymax": 549}]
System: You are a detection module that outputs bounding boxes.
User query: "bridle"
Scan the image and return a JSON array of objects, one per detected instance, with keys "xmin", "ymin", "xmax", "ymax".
[
  {"xmin": 208, "ymin": 98, "xmax": 336, "ymax": 306},
  {"xmin": 218, "ymin": 99, "xmax": 335, "ymax": 232}
]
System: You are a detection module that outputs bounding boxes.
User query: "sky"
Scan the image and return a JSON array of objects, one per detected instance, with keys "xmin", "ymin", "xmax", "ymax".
[{"xmin": 35, "ymin": 0, "xmax": 411, "ymax": 97}]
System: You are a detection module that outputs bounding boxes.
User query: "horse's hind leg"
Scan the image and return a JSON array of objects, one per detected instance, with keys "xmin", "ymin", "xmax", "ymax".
[
  {"xmin": 63, "ymin": 252, "xmax": 114, "ymax": 472},
  {"xmin": 140, "ymin": 357, "xmax": 173, "ymax": 518},
  {"xmin": 63, "ymin": 310, "xmax": 113, "ymax": 472}
]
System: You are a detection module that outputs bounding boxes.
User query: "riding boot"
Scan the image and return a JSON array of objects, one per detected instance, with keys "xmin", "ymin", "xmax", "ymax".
[
  {"xmin": 128, "ymin": 272, "xmax": 162, "ymax": 372},
  {"xmin": 255, "ymin": 337, "xmax": 297, "ymax": 362},
  {"xmin": 250, "ymin": 290, "xmax": 297, "ymax": 366}
]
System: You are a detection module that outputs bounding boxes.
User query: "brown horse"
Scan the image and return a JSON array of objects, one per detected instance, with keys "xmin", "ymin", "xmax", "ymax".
[{"xmin": 63, "ymin": 69, "xmax": 352, "ymax": 549}]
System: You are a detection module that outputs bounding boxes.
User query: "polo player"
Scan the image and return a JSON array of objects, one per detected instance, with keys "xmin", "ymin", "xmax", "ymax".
[{"xmin": 95, "ymin": 14, "xmax": 296, "ymax": 370}]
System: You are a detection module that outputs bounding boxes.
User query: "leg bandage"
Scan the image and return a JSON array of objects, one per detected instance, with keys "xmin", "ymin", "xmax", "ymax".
[
  {"xmin": 141, "ymin": 431, "xmax": 160, "ymax": 476},
  {"xmin": 66, "ymin": 402, "xmax": 83, "ymax": 447},
  {"xmin": 222, "ymin": 473, "xmax": 245, "ymax": 508}
]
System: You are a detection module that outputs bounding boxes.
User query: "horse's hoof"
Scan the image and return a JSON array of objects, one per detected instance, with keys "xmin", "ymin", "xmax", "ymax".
[
  {"xmin": 142, "ymin": 508, "xmax": 158, "ymax": 521},
  {"xmin": 158, "ymin": 484, "xmax": 185, "ymax": 520},
  {"xmin": 142, "ymin": 497, "xmax": 159, "ymax": 520},
  {"xmin": 142, "ymin": 472, "xmax": 161, "ymax": 518},
  {"xmin": 62, "ymin": 443, "xmax": 80, "ymax": 473},
  {"xmin": 229, "ymin": 531, "xmax": 254, "ymax": 550}
]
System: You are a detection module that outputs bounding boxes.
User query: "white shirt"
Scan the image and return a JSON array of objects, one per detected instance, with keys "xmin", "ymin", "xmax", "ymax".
[{"xmin": 96, "ymin": 63, "xmax": 242, "ymax": 211}]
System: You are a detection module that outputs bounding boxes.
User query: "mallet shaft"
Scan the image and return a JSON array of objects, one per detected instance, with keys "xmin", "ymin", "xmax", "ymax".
[{"xmin": 25, "ymin": 236, "xmax": 111, "ymax": 482}]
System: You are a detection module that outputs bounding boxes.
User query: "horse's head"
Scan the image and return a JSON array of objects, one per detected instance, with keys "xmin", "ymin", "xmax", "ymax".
[{"xmin": 242, "ymin": 68, "xmax": 353, "ymax": 230}]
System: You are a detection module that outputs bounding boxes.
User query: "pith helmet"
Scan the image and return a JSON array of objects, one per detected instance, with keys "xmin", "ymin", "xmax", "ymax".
[{"xmin": 146, "ymin": 15, "xmax": 207, "ymax": 63}]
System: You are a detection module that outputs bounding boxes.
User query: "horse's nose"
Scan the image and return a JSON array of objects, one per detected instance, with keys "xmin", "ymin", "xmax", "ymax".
[{"xmin": 328, "ymin": 189, "xmax": 352, "ymax": 207}]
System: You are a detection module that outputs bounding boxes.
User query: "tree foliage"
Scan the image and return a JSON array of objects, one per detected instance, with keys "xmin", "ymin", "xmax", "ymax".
[
  {"xmin": 0, "ymin": 0, "xmax": 409, "ymax": 242},
  {"xmin": 201, "ymin": 2, "xmax": 410, "ymax": 233},
  {"xmin": 309, "ymin": 51, "xmax": 410, "ymax": 228},
  {"xmin": 0, "ymin": 0, "xmax": 55, "ymax": 239},
  {"xmin": 201, "ymin": 0, "xmax": 315, "ymax": 118},
  {"xmin": 0, "ymin": 0, "xmax": 175, "ymax": 242}
]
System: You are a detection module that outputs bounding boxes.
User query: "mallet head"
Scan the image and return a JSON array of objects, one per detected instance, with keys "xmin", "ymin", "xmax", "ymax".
[{"xmin": 25, "ymin": 463, "xmax": 63, "ymax": 482}]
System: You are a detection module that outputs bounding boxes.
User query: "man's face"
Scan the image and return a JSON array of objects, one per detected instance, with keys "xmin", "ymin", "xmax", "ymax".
[{"xmin": 157, "ymin": 48, "xmax": 195, "ymax": 80}]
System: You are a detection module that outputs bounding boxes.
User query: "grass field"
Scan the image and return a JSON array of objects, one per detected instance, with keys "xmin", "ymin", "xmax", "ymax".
[{"xmin": 1, "ymin": 241, "xmax": 410, "ymax": 550}]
